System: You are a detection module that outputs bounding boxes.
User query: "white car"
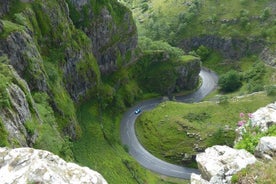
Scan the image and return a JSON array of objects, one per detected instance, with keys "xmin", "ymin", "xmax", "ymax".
[{"xmin": 135, "ymin": 108, "xmax": 141, "ymax": 114}]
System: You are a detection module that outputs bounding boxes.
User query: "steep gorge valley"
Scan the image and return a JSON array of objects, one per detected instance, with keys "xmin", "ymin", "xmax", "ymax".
[{"xmin": 0, "ymin": 0, "xmax": 276, "ymax": 183}]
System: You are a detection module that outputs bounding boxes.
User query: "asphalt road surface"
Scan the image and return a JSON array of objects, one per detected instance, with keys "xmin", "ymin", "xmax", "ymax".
[{"xmin": 120, "ymin": 68, "xmax": 218, "ymax": 179}]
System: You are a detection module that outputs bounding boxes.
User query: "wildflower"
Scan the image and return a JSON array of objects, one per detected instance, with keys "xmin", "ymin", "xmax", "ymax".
[
  {"xmin": 239, "ymin": 112, "xmax": 245, "ymax": 118},
  {"xmin": 247, "ymin": 113, "xmax": 253, "ymax": 119},
  {"xmin": 237, "ymin": 120, "xmax": 246, "ymax": 127}
]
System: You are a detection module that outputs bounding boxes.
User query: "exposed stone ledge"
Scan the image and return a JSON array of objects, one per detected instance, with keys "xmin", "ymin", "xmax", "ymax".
[
  {"xmin": 192, "ymin": 145, "xmax": 256, "ymax": 184},
  {"xmin": 255, "ymin": 136, "xmax": 276, "ymax": 160},
  {"xmin": 0, "ymin": 147, "xmax": 107, "ymax": 184}
]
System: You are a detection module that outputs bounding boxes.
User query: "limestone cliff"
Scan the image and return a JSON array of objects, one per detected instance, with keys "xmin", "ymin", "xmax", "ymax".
[
  {"xmin": 179, "ymin": 35, "xmax": 266, "ymax": 60},
  {"xmin": 67, "ymin": 0, "xmax": 138, "ymax": 73},
  {"xmin": 0, "ymin": 62, "xmax": 39, "ymax": 147},
  {"xmin": 0, "ymin": 24, "xmax": 48, "ymax": 92},
  {"xmin": 0, "ymin": 0, "xmax": 9, "ymax": 17},
  {"xmin": 0, "ymin": 0, "xmax": 103, "ymax": 141},
  {"xmin": 0, "ymin": 147, "xmax": 107, "ymax": 184},
  {"xmin": 134, "ymin": 51, "xmax": 201, "ymax": 96}
]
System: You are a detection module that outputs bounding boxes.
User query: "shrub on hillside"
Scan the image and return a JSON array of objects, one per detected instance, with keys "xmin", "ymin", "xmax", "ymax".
[
  {"xmin": 243, "ymin": 62, "xmax": 266, "ymax": 93},
  {"xmin": 265, "ymin": 85, "xmax": 276, "ymax": 96},
  {"xmin": 196, "ymin": 45, "xmax": 211, "ymax": 61},
  {"xmin": 138, "ymin": 36, "xmax": 184, "ymax": 58},
  {"xmin": 219, "ymin": 70, "xmax": 242, "ymax": 92}
]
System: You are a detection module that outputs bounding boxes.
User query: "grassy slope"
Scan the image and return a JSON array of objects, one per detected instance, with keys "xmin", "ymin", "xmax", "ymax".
[
  {"xmin": 122, "ymin": 0, "xmax": 276, "ymax": 44},
  {"xmin": 232, "ymin": 160, "xmax": 276, "ymax": 183},
  {"xmin": 72, "ymin": 99, "xmax": 189, "ymax": 184},
  {"xmin": 136, "ymin": 93, "xmax": 276, "ymax": 167}
]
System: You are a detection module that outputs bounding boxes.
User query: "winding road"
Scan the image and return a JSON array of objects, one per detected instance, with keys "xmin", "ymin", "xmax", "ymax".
[{"xmin": 120, "ymin": 68, "xmax": 218, "ymax": 179}]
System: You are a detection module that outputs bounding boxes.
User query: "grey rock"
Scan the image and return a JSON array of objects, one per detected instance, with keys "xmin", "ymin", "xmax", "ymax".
[
  {"xmin": 63, "ymin": 45, "xmax": 99, "ymax": 101},
  {"xmin": 69, "ymin": 0, "xmax": 138, "ymax": 73},
  {"xmin": 196, "ymin": 145, "xmax": 256, "ymax": 184},
  {"xmin": 260, "ymin": 47, "xmax": 276, "ymax": 67},
  {"xmin": 0, "ymin": 64, "xmax": 40, "ymax": 147},
  {"xmin": 0, "ymin": 147, "xmax": 108, "ymax": 184},
  {"xmin": 69, "ymin": 0, "xmax": 89, "ymax": 10},
  {"xmin": 191, "ymin": 173, "xmax": 210, "ymax": 184},
  {"xmin": 1, "ymin": 84, "xmax": 31, "ymax": 146},
  {"xmin": 0, "ymin": 0, "xmax": 10, "ymax": 17},
  {"xmin": 179, "ymin": 35, "xmax": 265, "ymax": 60},
  {"xmin": 250, "ymin": 102, "xmax": 276, "ymax": 132},
  {"xmin": 176, "ymin": 58, "xmax": 201, "ymax": 90},
  {"xmin": 0, "ymin": 20, "xmax": 3, "ymax": 33},
  {"xmin": 235, "ymin": 101, "xmax": 276, "ymax": 143},
  {"xmin": 0, "ymin": 30, "xmax": 47, "ymax": 91},
  {"xmin": 255, "ymin": 136, "xmax": 276, "ymax": 160}
]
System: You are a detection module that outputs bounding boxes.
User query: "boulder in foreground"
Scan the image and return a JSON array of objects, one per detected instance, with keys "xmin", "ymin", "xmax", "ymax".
[
  {"xmin": 0, "ymin": 147, "xmax": 107, "ymax": 184},
  {"xmin": 192, "ymin": 145, "xmax": 256, "ymax": 184}
]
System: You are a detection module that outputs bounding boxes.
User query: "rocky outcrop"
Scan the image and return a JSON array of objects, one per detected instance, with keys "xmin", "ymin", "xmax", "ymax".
[
  {"xmin": 63, "ymin": 40, "xmax": 100, "ymax": 101},
  {"xmin": 0, "ymin": 64, "xmax": 39, "ymax": 147},
  {"xmin": 0, "ymin": 147, "xmax": 107, "ymax": 184},
  {"xmin": 192, "ymin": 145, "xmax": 256, "ymax": 184},
  {"xmin": 235, "ymin": 101, "xmax": 276, "ymax": 143},
  {"xmin": 250, "ymin": 102, "xmax": 276, "ymax": 132},
  {"xmin": 0, "ymin": 29, "xmax": 47, "ymax": 92},
  {"xmin": 0, "ymin": 0, "xmax": 10, "ymax": 17},
  {"xmin": 260, "ymin": 47, "xmax": 276, "ymax": 67},
  {"xmin": 135, "ymin": 51, "xmax": 200, "ymax": 96},
  {"xmin": 0, "ymin": 20, "xmax": 2, "ymax": 32},
  {"xmin": 68, "ymin": 0, "xmax": 138, "ymax": 73},
  {"xmin": 175, "ymin": 58, "xmax": 201, "ymax": 90},
  {"xmin": 179, "ymin": 35, "xmax": 265, "ymax": 60},
  {"xmin": 255, "ymin": 136, "xmax": 276, "ymax": 160},
  {"xmin": 191, "ymin": 173, "xmax": 210, "ymax": 184}
]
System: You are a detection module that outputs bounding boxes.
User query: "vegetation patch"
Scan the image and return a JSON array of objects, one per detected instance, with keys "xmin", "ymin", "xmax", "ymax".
[
  {"xmin": 0, "ymin": 119, "xmax": 9, "ymax": 147},
  {"xmin": 232, "ymin": 160, "xmax": 276, "ymax": 184},
  {"xmin": 122, "ymin": 0, "xmax": 276, "ymax": 44},
  {"xmin": 72, "ymin": 99, "xmax": 186, "ymax": 184},
  {"xmin": 0, "ymin": 20, "xmax": 25, "ymax": 38},
  {"xmin": 135, "ymin": 93, "xmax": 275, "ymax": 167}
]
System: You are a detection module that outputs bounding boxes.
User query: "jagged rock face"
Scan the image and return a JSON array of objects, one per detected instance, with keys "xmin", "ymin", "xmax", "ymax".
[
  {"xmin": 68, "ymin": 0, "xmax": 138, "ymax": 73},
  {"xmin": 175, "ymin": 59, "xmax": 201, "ymax": 90},
  {"xmin": 260, "ymin": 47, "xmax": 276, "ymax": 66},
  {"xmin": 251, "ymin": 102, "xmax": 276, "ymax": 132},
  {"xmin": 0, "ymin": 65, "xmax": 39, "ymax": 147},
  {"xmin": 70, "ymin": 0, "xmax": 89, "ymax": 9},
  {"xmin": 0, "ymin": 30, "xmax": 47, "ymax": 92},
  {"xmin": 0, "ymin": 0, "xmax": 10, "ymax": 17},
  {"xmin": 0, "ymin": 20, "xmax": 2, "ymax": 32},
  {"xmin": 179, "ymin": 35, "xmax": 265, "ymax": 60},
  {"xmin": 0, "ymin": 147, "xmax": 107, "ymax": 184},
  {"xmin": 63, "ymin": 42, "xmax": 100, "ymax": 101},
  {"xmin": 194, "ymin": 145, "xmax": 256, "ymax": 184},
  {"xmin": 255, "ymin": 136, "xmax": 276, "ymax": 160},
  {"xmin": 235, "ymin": 101, "xmax": 276, "ymax": 143},
  {"xmin": 191, "ymin": 173, "xmax": 209, "ymax": 184}
]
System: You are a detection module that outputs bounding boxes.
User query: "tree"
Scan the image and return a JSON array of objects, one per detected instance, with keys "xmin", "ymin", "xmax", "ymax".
[
  {"xmin": 196, "ymin": 45, "xmax": 210, "ymax": 61},
  {"xmin": 219, "ymin": 70, "xmax": 242, "ymax": 92}
]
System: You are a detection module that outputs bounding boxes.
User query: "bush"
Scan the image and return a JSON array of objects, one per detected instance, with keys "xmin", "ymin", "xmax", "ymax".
[
  {"xmin": 219, "ymin": 70, "xmax": 242, "ymax": 92},
  {"xmin": 265, "ymin": 85, "xmax": 276, "ymax": 96},
  {"xmin": 217, "ymin": 95, "xmax": 229, "ymax": 104},
  {"xmin": 196, "ymin": 45, "xmax": 211, "ymax": 61},
  {"xmin": 243, "ymin": 62, "xmax": 266, "ymax": 93},
  {"xmin": 138, "ymin": 36, "xmax": 184, "ymax": 58},
  {"xmin": 0, "ymin": 119, "xmax": 9, "ymax": 147}
]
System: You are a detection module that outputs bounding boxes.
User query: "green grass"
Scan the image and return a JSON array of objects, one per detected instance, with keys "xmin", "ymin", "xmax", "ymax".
[
  {"xmin": 135, "ymin": 93, "xmax": 275, "ymax": 166},
  {"xmin": 0, "ymin": 20, "xmax": 25, "ymax": 38},
  {"xmin": 123, "ymin": 0, "xmax": 276, "ymax": 44},
  {"xmin": 180, "ymin": 55, "xmax": 199, "ymax": 63},
  {"xmin": 232, "ymin": 160, "xmax": 276, "ymax": 184},
  {"xmin": 0, "ymin": 118, "xmax": 9, "ymax": 147},
  {"xmin": 72, "ymin": 99, "xmax": 188, "ymax": 184}
]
